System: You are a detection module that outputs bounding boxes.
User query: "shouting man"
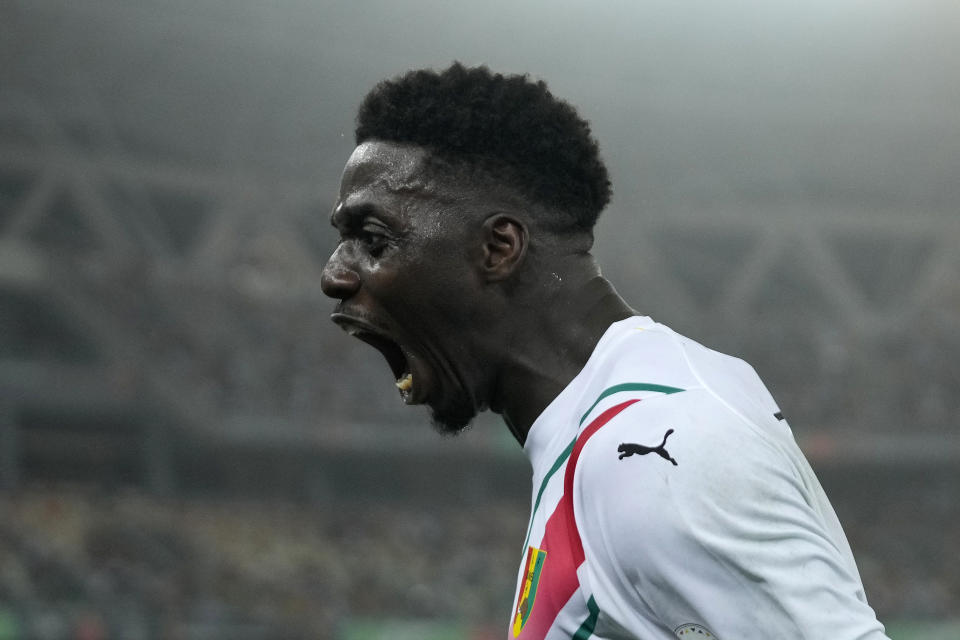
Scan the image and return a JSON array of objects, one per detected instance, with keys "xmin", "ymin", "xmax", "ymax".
[{"xmin": 321, "ymin": 63, "xmax": 888, "ymax": 640}]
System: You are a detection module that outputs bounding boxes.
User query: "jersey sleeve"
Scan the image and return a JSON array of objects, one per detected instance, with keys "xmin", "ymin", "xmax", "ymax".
[{"xmin": 573, "ymin": 390, "xmax": 889, "ymax": 639}]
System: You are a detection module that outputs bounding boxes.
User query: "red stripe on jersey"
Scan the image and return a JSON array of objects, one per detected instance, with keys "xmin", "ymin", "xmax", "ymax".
[
  {"xmin": 518, "ymin": 399, "xmax": 640, "ymax": 639},
  {"xmin": 563, "ymin": 398, "xmax": 641, "ymax": 565}
]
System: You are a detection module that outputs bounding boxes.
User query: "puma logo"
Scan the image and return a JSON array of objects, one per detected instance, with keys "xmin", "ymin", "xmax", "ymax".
[{"xmin": 618, "ymin": 429, "xmax": 678, "ymax": 466}]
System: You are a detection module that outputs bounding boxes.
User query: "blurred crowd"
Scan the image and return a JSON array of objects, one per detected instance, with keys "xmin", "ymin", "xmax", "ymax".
[
  {"xmin": 0, "ymin": 477, "xmax": 957, "ymax": 640},
  {"xmin": 734, "ymin": 310, "xmax": 960, "ymax": 438},
  {"xmin": 838, "ymin": 472, "xmax": 960, "ymax": 621},
  {"xmin": 0, "ymin": 489, "xmax": 525, "ymax": 639}
]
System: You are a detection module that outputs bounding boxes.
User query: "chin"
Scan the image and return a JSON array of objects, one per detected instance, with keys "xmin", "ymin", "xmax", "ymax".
[{"xmin": 428, "ymin": 401, "xmax": 478, "ymax": 436}]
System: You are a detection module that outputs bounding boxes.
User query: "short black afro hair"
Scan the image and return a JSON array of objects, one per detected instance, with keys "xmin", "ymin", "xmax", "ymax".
[{"xmin": 355, "ymin": 63, "xmax": 611, "ymax": 232}]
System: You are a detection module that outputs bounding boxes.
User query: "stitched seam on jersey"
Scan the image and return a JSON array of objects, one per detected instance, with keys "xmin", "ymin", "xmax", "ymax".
[
  {"xmin": 572, "ymin": 595, "xmax": 600, "ymax": 639},
  {"xmin": 671, "ymin": 331, "xmax": 779, "ymax": 450},
  {"xmin": 671, "ymin": 334, "xmax": 807, "ymax": 503},
  {"xmin": 521, "ymin": 382, "xmax": 684, "ymax": 550}
]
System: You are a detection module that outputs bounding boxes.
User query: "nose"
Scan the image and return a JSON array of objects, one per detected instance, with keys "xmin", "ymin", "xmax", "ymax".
[{"xmin": 321, "ymin": 247, "xmax": 361, "ymax": 299}]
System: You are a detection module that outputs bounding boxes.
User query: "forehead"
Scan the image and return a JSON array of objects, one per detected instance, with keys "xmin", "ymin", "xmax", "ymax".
[
  {"xmin": 334, "ymin": 142, "xmax": 494, "ymax": 239},
  {"xmin": 338, "ymin": 141, "xmax": 435, "ymax": 204}
]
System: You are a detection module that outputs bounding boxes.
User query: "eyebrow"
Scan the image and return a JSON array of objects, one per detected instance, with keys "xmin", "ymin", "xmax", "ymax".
[
  {"xmin": 328, "ymin": 164, "xmax": 463, "ymax": 227},
  {"xmin": 376, "ymin": 173, "xmax": 440, "ymax": 198},
  {"xmin": 328, "ymin": 172, "xmax": 427, "ymax": 222},
  {"xmin": 384, "ymin": 177, "xmax": 422, "ymax": 194},
  {"xmin": 330, "ymin": 202, "xmax": 375, "ymax": 227},
  {"xmin": 330, "ymin": 199, "xmax": 412, "ymax": 235}
]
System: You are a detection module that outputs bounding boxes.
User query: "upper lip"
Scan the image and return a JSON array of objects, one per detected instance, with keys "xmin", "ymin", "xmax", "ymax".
[{"xmin": 330, "ymin": 312, "xmax": 411, "ymax": 382}]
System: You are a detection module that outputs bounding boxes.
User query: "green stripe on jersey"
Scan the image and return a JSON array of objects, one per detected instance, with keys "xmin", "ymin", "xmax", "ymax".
[
  {"xmin": 522, "ymin": 438, "xmax": 575, "ymax": 549},
  {"xmin": 521, "ymin": 382, "xmax": 685, "ymax": 549},
  {"xmin": 572, "ymin": 595, "xmax": 600, "ymax": 639},
  {"xmin": 578, "ymin": 382, "xmax": 684, "ymax": 426}
]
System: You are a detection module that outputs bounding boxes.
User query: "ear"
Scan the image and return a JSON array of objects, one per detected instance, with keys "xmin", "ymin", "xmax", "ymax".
[{"xmin": 480, "ymin": 213, "xmax": 528, "ymax": 282}]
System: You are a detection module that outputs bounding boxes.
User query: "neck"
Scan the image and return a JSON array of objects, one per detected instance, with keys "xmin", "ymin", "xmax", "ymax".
[{"xmin": 490, "ymin": 253, "xmax": 634, "ymax": 445}]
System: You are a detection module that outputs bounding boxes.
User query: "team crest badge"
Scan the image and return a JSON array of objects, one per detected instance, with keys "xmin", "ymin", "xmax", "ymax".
[{"xmin": 512, "ymin": 546, "xmax": 546, "ymax": 637}]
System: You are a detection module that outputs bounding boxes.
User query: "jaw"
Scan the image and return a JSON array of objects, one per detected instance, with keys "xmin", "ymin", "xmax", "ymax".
[
  {"xmin": 331, "ymin": 312, "xmax": 490, "ymax": 431},
  {"xmin": 425, "ymin": 352, "xmax": 492, "ymax": 434}
]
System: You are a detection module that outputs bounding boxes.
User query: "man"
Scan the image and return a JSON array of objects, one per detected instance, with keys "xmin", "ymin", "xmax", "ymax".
[{"xmin": 321, "ymin": 63, "xmax": 888, "ymax": 639}]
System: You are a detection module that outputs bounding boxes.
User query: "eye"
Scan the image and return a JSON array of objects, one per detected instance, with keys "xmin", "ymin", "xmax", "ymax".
[{"xmin": 360, "ymin": 224, "xmax": 389, "ymax": 257}]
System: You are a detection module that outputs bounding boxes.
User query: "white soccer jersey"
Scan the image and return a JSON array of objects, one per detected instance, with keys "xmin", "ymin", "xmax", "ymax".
[{"xmin": 510, "ymin": 316, "xmax": 888, "ymax": 640}]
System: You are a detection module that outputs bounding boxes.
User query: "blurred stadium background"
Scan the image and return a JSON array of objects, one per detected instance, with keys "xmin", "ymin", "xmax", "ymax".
[{"xmin": 1, "ymin": 0, "xmax": 958, "ymax": 638}]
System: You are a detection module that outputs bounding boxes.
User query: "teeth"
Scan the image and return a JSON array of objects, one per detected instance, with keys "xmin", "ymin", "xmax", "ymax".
[
  {"xmin": 346, "ymin": 326, "xmax": 361, "ymax": 337},
  {"xmin": 395, "ymin": 373, "xmax": 413, "ymax": 391}
]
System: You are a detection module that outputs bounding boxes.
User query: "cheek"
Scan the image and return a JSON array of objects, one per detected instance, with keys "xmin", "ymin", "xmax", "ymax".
[
  {"xmin": 394, "ymin": 261, "xmax": 477, "ymax": 322},
  {"xmin": 377, "ymin": 227, "xmax": 479, "ymax": 320}
]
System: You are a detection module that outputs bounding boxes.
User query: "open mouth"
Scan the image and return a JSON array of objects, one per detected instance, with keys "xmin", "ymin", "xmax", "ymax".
[{"xmin": 331, "ymin": 313, "xmax": 416, "ymax": 401}]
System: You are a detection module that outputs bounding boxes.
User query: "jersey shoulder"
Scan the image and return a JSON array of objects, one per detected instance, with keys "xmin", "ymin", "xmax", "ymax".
[
  {"xmin": 575, "ymin": 385, "xmax": 795, "ymax": 528},
  {"xmin": 571, "ymin": 388, "xmax": 886, "ymax": 638},
  {"xmin": 573, "ymin": 317, "xmax": 807, "ymax": 546}
]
